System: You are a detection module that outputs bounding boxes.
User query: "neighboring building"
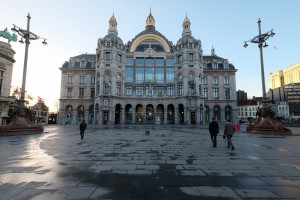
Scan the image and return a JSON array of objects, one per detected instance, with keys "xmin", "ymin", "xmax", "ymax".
[
  {"xmin": 236, "ymin": 90, "xmax": 247, "ymax": 102},
  {"xmin": 0, "ymin": 41, "xmax": 16, "ymax": 124},
  {"xmin": 283, "ymin": 62, "xmax": 300, "ymax": 85},
  {"xmin": 269, "ymin": 61, "xmax": 300, "ymax": 90},
  {"xmin": 59, "ymin": 54, "xmax": 96, "ymax": 125},
  {"xmin": 275, "ymin": 102, "xmax": 289, "ymax": 119},
  {"xmin": 268, "ymin": 61, "xmax": 300, "ymax": 117},
  {"xmin": 48, "ymin": 113, "xmax": 57, "ymax": 124},
  {"xmin": 284, "ymin": 83, "xmax": 300, "ymax": 117},
  {"xmin": 59, "ymin": 11, "xmax": 238, "ymax": 125},
  {"xmin": 269, "ymin": 70, "xmax": 284, "ymax": 90},
  {"xmin": 237, "ymin": 104, "xmax": 259, "ymax": 123},
  {"xmin": 30, "ymin": 101, "xmax": 49, "ymax": 125}
]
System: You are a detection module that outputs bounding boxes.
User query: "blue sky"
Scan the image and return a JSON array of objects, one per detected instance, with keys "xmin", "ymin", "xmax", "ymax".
[{"xmin": 1, "ymin": 0, "xmax": 300, "ymax": 111}]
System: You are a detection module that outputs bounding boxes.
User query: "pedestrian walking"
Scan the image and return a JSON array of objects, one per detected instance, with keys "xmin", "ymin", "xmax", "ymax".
[
  {"xmin": 79, "ymin": 120, "xmax": 87, "ymax": 139},
  {"xmin": 209, "ymin": 117, "xmax": 219, "ymax": 147},
  {"xmin": 223, "ymin": 120, "xmax": 235, "ymax": 150}
]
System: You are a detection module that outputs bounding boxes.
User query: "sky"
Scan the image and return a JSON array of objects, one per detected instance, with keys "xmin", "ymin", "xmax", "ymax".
[{"xmin": 1, "ymin": 0, "xmax": 300, "ymax": 112}]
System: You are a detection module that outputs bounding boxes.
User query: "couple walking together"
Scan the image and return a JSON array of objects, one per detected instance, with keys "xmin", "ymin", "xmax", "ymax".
[{"xmin": 209, "ymin": 118, "xmax": 235, "ymax": 150}]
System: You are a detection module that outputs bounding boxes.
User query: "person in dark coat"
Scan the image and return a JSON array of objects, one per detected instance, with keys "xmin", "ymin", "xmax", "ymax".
[
  {"xmin": 223, "ymin": 120, "xmax": 235, "ymax": 150},
  {"xmin": 209, "ymin": 117, "xmax": 219, "ymax": 147},
  {"xmin": 79, "ymin": 120, "xmax": 87, "ymax": 139}
]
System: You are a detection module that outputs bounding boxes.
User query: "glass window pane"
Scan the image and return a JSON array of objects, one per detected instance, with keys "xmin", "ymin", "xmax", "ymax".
[
  {"xmin": 155, "ymin": 68, "xmax": 164, "ymax": 83},
  {"xmin": 166, "ymin": 68, "xmax": 174, "ymax": 83},
  {"xmin": 166, "ymin": 58, "xmax": 174, "ymax": 66},
  {"xmin": 136, "ymin": 67, "xmax": 144, "ymax": 83},
  {"xmin": 156, "ymin": 58, "xmax": 164, "ymax": 67},
  {"xmin": 145, "ymin": 68, "xmax": 154, "ymax": 82},
  {"xmin": 126, "ymin": 67, "xmax": 133, "ymax": 82},
  {"xmin": 145, "ymin": 58, "xmax": 154, "ymax": 66},
  {"xmin": 126, "ymin": 58, "xmax": 134, "ymax": 66},
  {"xmin": 136, "ymin": 58, "xmax": 144, "ymax": 66}
]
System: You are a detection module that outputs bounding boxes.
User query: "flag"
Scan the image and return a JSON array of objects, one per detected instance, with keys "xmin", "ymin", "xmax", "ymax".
[
  {"xmin": 12, "ymin": 86, "xmax": 19, "ymax": 96},
  {"xmin": 26, "ymin": 94, "xmax": 33, "ymax": 100},
  {"xmin": 38, "ymin": 96, "xmax": 43, "ymax": 103}
]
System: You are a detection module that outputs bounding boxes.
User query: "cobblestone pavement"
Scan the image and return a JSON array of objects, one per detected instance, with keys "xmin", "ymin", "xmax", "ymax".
[{"xmin": 0, "ymin": 124, "xmax": 300, "ymax": 199}]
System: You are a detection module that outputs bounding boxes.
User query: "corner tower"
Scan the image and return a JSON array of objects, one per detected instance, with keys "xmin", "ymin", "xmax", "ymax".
[
  {"xmin": 95, "ymin": 13, "xmax": 125, "ymax": 124},
  {"xmin": 174, "ymin": 15, "xmax": 204, "ymax": 123}
]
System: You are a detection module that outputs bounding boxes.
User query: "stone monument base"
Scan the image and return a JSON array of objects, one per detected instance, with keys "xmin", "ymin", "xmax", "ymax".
[
  {"xmin": 0, "ymin": 107, "xmax": 43, "ymax": 136},
  {"xmin": 247, "ymin": 114, "xmax": 292, "ymax": 135}
]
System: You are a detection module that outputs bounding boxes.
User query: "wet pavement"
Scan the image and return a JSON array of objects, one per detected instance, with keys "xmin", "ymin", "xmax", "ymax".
[{"xmin": 0, "ymin": 124, "xmax": 300, "ymax": 200}]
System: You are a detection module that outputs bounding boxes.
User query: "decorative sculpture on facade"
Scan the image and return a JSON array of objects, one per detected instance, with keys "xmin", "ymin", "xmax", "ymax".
[{"xmin": 0, "ymin": 28, "xmax": 17, "ymax": 43}]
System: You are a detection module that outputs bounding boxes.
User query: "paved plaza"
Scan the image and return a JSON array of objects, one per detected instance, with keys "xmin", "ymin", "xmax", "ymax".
[{"xmin": 0, "ymin": 124, "xmax": 300, "ymax": 199}]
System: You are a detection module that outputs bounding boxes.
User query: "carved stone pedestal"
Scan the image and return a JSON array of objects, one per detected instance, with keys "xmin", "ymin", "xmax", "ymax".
[
  {"xmin": 0, "ymin": 107, "xmax": 44, "ymax": 135},
  {"xmin": 246, "ymin": 106, "xmax": 292, "ymax": 135}
]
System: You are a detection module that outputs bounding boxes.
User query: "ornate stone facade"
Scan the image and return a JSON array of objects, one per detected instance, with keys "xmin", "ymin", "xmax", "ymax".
[
  {"xmin": 0, "ymin": 41, "xmax": 16, "ymax": 124},
  {"xmin": 59, "ymin": 12, "xmax": 238, "ymax": 125}
]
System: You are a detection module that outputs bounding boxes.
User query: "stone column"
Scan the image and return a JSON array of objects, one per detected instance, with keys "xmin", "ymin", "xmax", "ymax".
[
  {"xmin": 164, "ymin": 106, "xmax": 168, "ymax": 124},
  {"xmin": 121, "ymin": 107, "xmax": 125, "ymax": 124},
  {"xmin": 144, "ymin": 107, "xmax": 147, "ymax": 124},
  {"xmin": 99, "ymin": 110, "xmax": 103, "ymax": 125},
  {"xmin": 197, "ymin": 109, "xmax": 200, "ymax": 125},
  {"xmin": 220, "ymin": 107, "xmax": 225, "ymax": 124},
  {"xmin": 132, "ymin": 109, "xmax": 136, "ymax": 124},
  {"xmin": 175, "ymin": 107, "xmax": 179, "ymax": 124},
  {"xmin": 111, "ymin": 109, "xmax": 115, "ymax": 125},
  {"xmin": 185, "ymin": 108, "xmax": 189, "ymax": 125}
]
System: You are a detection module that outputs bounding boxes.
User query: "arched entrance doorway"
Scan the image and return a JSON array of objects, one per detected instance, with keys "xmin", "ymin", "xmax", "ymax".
[
  {"xmin": 65, "ymin": 105, "xmax": 72, "ymax": 124},
  {"xmin": 225, "ymin": 106, "xmax": 232, "ymax": 122},
  {"xmin": 125, "ymin": 104, "xmax": 132, "ymax": 124},
  {"xmin": 156, "ymin": 104, "xmax": 164, "ymax": 124},
  {"xmin": 179, "ymin": 104, "xmax": 184, "ymax": 124},
  {"xmin": 191, "ymin": 111, "xmax": 196, "ymax": 125},
  {"xmin": 115, "ymin": 104, "xmax": 121, "ymax": 124},
  {"xmin": 77, "ymin": 105, "xmax": 84, "ymax": 123},
  {"xmin": 146, "ymin": 104, "xmax": 154, "ymax": 124},
  {"xmin": 167, "ymin": 104, "xmax": 175, "ymax": 124},
  {"xmin": 214, "ymin": 105, "xmax": 221, "ymax": 122},
  {"xmin": 136, "ymin": 104, "xmax": 144, "ymax": 124}
]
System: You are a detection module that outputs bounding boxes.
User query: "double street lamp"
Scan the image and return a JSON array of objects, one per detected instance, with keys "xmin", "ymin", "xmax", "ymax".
[
  {"xmin": 243, "ymin": 18, "xmax": 275, "ymax": 101},
  {"xmin": 11, "ymin": 13, "xmax": 47, "ymax": 107}
]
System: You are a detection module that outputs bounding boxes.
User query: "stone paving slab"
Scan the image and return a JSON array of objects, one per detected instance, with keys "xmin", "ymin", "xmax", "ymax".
[{"xmin": 0, "ymin": 124, "xmax": 300, "ymax": 199}]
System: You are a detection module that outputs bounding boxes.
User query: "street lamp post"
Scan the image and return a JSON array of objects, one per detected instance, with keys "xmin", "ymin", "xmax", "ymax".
[
  {"xmin": 243, "ymin": 18, "xmax": 275, "ymax": 101},
  {"xmin": 243, "ymin": 19, "xmax": 291, "ymax": 134},
  {"xmin": 1, "ymin": 13, "xmax": 46, "ymax": 134},
  {"xmin": 11, "ymin": 13, "xmax": 47, "ymax": 107}
]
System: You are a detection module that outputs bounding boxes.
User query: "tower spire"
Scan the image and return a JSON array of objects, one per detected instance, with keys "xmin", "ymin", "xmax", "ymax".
[
  {"xmin": 182, "ymin": 15, "xmax": 191, "ymax": 36},
  {"xmin": 108, "ymin": 12, "xmax": 118, "ymax": 35},
  {"xmin": 146, "ymin": 7, "xmax": 155, "ymax": 28}
]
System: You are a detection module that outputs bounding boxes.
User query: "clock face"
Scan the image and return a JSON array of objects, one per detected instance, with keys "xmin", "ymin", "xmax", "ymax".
[
  {"xmin": 146, "ymin": 48, "xmax": 154, "ymax": 56},
  {"xmin": 178, "ymin": 74, "xmax": 183, "ymax": 79}
]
